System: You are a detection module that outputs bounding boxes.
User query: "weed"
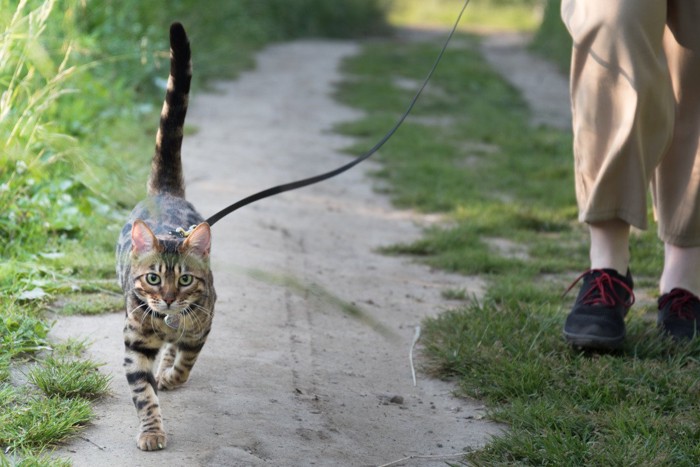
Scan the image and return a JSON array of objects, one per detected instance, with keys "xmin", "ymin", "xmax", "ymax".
[
  {"xmin": 0, "ymin": 452, "xmax": 71, "ymax": 467},
  {"xmin": 0, "ymin": 304, "xmax": 51, "ymax": 360},
  {"xmin": 441, "ymin": 287, "xmax": 470, "ymax": 301},
  {"xmin": 28, "ymin": 357, "xmax": 110, "ymax": 400},
  {"xmin": 0, "ymin": 393, "xmax": 92, "ymax": 452},
  {"xmin": 50, "ymin": 338, "xmax": 90, "ymax": 358}
]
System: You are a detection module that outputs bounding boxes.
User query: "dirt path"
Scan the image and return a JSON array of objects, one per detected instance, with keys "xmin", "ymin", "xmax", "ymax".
[
  {"xmin": 479, "ymin": 32, "xmax": 570, "ymax": 129},
  {"xmin": 51, "ymin": 39, "xmax": 506, "ymax": 466}
]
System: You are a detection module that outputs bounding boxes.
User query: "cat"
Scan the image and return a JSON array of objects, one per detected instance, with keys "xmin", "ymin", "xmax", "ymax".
[{"xmin": 115, "ymin": 22, "xmax": 216, "ymax": 451}]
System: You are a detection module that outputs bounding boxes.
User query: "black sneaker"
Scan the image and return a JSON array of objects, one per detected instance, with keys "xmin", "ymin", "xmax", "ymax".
[
  {"xmin": 657, "ymin": 288, "xmax": 700, "ymax": 340},
  {"xmin": 563, "ymin": 269, "xmax": 634, "ymax": 350}
]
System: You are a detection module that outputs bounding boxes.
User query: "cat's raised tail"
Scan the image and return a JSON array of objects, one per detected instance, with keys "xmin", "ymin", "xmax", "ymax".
[{"xmin": 147, "ymin": 22, "xmax": 191, "ymax": 198}]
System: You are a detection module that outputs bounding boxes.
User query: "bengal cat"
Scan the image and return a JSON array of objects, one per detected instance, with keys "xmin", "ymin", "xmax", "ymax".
[{"xmin": 115, "ymin": 23, "xmax": 216, "ymax": 451}]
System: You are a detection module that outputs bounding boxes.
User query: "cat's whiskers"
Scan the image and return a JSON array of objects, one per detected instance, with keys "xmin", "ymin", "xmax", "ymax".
[
  {"xmin": 185, "ymin": 303, "xmax": 212, "ymax": 337},
  {"xmin": 183, "ymin": 306, "xmax": 200, "ymax": 333},
  {"xmin": 129, "ymin": 301, "xmax": 148, "ymax": 314},
  {"xmin": 144, "ymin": 309, "xmax": 156, "ymax": 333},
  {"xmin": 177, "ymin": 313, "xmax": 187, "ymax": 341},
  {"xmin": 150, "ymin": 310, "xmax": 161, "ymax": 335},
  {"xmin": 189, "ymin": 300, "xmax": 211, "ymax": 313},
  {"xmin": 129, "ymin": 301, "xmax": 149, "ymax": 325},
  {"xmin": 187, "ymin": 303, "xmax": 212, "ymax": 330},
  {"xmin": 128, "ymin": 301, "xmax": 161, "ymax": 336}
]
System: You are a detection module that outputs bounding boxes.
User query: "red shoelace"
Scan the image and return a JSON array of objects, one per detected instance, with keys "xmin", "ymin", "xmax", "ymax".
[
  {"xmin": 564, "ymin": 269, "xmax": 635, "ymax": 308},
  {"xmin": 659, "ymin": 288, "xmax": 700, "ymax": 320}
]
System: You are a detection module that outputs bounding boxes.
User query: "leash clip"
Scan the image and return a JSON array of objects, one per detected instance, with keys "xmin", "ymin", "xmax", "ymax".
[{"xmin": 170, "ymin": 224, "xmax": 198, "ymax": 238}]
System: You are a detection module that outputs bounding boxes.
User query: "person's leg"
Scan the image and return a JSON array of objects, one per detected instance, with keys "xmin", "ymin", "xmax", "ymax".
[
  {"xmin": 654, "ymin": 1, "xmax": 700, "ymax": 250},
  {"xmin": 658, "ymin": 245, "xmax": 700, "ymax": 339},
  {"xmin": 563, "ymin": 0, "xmax": 674, "ymax": 232},
  {"xmin": 561, "ymin": 0, "xmax": 671, "ymax": 349},
  {"xmin": 656, "ymin": 0, "xmax": 700, "ymax": 268},
  {"xmin": 660, "ymin": 245, "xmax": 700, "ymax": 295},
  {"xmin": 589, "ymin": 219, "xmax": 630, "ymax": 274},
  {"xmin": 655, "ymin": 1, "xmax": 700, "ymax": 339}
]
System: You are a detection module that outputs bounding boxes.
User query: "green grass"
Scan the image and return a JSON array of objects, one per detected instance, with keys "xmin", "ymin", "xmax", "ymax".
[
  {"xmin": 50, "ymin": 292, "xmax": 123, "ymax": 316},
  {"xmin": 1, "ymin": 0, "xmax": 390, "ymax": 461},
  {"xmin": 28, "ymin": 358, "xmax": 111, "ymax": 400},
  {"xmin": 0, "ymin": 394, "xmax": 93, "ymax": 453},
  {"xmin": 423, "ymin": 302, "xmax": 700, "ymax": 465},
  {"xmin": 389, "ymin": 0, "xmax": 543, "ymax": 32},
  {"xmin": 334, "ymin": 11, "xmax": 686, "ymax": 463},
  {"xmin": 530, "ymin": 0, "xmax": 571, "ymax": 72},
  {"xmin": 0, "ymin": 347, "xmax": 108, "ymax": 461}
]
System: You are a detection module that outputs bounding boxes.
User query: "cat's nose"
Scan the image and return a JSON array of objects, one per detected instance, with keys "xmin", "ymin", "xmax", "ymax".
[{"xmin": 164, "ymin": 297, "xmax": 176, "ymax": 307}]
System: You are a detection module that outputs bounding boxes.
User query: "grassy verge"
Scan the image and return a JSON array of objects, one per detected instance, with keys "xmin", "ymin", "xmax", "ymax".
[
  {"xmin": 1, "ymin": 0, "xmax": 389, "ymax": 463},
  {"xmin": 335, "ymin": 6, "xmax": 698, "ymax": 464},
  {"xmin": 389, "ymin": 0, "xmax": 544, "ymax": 32},
  {"xmin": 530, "ymin": 0, "xmax": 571, "ymax": 72}
]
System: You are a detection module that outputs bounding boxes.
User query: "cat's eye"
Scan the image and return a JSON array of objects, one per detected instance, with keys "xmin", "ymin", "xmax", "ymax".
[
  {"xmin": 145, "ymin": 273, "xmax": 161, "ymax": 286},
  {"xmin": 178, "ymin": 274, "xmax": 194, "ymax": 287}
]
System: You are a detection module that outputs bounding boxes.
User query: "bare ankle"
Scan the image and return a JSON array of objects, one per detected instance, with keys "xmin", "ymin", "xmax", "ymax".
[
  {"xmin": 661, "ymin": 244, "xmax": 700, "ymax": 295},
  {"xmin": 588, "ymin": 219, "xmax": 631, "ymax": 273}
]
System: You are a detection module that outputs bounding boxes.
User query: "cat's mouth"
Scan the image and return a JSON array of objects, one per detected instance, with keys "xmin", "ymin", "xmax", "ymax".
[
  {"xmin": 139, "ymin": 296, "xmax": 198, "ymax": 329},
  {"xmin": 145, "ymin": 300, "xmax": 187, "ymax": 328},
  {"xmin": 149, "ymin": 300, "xmax": 187, "ymax": 315}
]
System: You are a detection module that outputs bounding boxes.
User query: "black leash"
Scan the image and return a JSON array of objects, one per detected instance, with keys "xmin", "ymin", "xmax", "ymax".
[{"xmin": 205, "ymin": 0, "xmax": 470, "ymax": 228}]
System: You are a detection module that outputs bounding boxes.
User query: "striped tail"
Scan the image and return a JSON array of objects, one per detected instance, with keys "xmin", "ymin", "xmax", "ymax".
[{"xmin": 147, "ymin": 22, "xmax": 192, "ymax": 198}]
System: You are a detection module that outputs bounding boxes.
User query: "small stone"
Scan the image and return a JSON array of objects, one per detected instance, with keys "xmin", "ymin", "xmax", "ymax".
[
  {"xmin": 378, "ymin": 394, "xmax": 405, "ymax": 405},
  {"xmin": 389, "ymin": 395, "xmax": 404, "ymax": 405}
]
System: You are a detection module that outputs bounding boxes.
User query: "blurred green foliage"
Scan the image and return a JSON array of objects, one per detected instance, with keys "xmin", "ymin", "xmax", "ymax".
[
  {"xmin": 390, "ymin": 0, "xmax": 544, "ymax": 31},
  {"xmin": 531, "ymin": 0, "xmax": 571, "ymax": 71}
]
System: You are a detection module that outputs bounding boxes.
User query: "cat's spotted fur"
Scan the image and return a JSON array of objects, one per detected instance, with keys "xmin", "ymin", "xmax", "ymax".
[{"xmin": 116, "ymin": 23, "xmax": 216, "ymax": 451}]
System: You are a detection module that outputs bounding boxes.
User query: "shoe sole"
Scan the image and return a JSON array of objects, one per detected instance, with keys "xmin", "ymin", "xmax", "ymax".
[{"xmin": 563, "ymin": 330, "xmax": 624, "ymax": 350}]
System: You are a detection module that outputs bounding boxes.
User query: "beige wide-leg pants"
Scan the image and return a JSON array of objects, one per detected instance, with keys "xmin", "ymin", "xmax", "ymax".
[{"xmin": 561, "ymin": 0, "xmax": 700, "ymax": 246}]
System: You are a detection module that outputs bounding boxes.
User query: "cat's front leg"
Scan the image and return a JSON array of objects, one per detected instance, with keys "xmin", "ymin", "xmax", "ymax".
[
  {"xmin": 155, "ymin": 343, "xmax": 176, "ymax": 385},
  {"xmin": 157, "ymin": 340, "xmax": 205, "ymax": 390},
  {"xmin": 124, "ymin": 318, "xmax": 167, "ymax": 450}
]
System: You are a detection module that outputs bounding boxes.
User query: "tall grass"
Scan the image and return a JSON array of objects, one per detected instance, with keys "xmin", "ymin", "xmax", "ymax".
[{"xmin": 1, "ymin": 0, "xmax": 84, "ymax": 258}]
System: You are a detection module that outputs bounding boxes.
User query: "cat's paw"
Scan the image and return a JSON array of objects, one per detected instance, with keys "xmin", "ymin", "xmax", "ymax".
[
  {"xmin": 157, "ymin": 368, "xmax": 186, "ymax": 390},
  {"xmin": 137, "ymin": 430, "xmax": 167, "ymax": 451}
]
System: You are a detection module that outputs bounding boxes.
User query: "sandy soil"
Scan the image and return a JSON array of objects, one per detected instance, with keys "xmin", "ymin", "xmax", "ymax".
[
  {"xmin": 479, "ymin": 32, "xmax": 570, "ymax": 129},
  {"xmin": 49, "ymin": 38, "xmax": 514, "ymax": 466}
]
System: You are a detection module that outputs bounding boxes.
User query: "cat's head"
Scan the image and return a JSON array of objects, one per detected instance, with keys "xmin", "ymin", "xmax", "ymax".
[{"xmin": 129, "ymin": 219, "xmax": 211, "ymax": 315}]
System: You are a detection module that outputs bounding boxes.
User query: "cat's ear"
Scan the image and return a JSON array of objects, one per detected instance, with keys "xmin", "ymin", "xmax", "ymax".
[
  {"xmin": 181, "ymin": 222, "xmax": 211, "ymax": 258},
  {"xmin": 131, "ymin": 220, "xmax": 159, "ymax": 256}
]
